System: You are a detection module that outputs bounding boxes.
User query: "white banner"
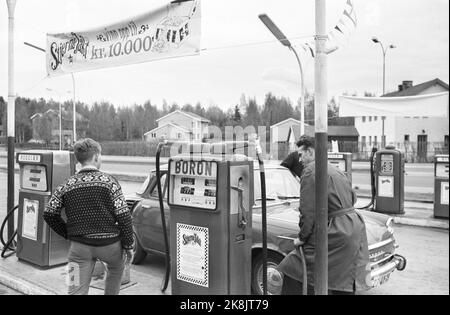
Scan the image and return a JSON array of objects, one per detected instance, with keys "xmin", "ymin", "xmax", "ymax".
[
  {"xmin": 339, "ymin": 92, "xmax": 449, "ymax": 117},
  {"xmin": 46, "ymin": 0, "xmax": 201, "ymax": 76}
]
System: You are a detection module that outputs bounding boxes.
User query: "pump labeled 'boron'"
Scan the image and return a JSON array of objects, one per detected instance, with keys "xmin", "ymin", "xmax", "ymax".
[
  {"xmin": 16, "ymin": 150, "xmax": 76, "ymax": 267},
  {"xmin": 168, "ymin": 155, "xmax": 253, "ymax": 295}
]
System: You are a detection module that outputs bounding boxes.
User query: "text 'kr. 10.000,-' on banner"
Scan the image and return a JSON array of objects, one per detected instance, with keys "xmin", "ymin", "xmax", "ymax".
[{"xmin": 46, "ymin": 0, "xmax": 201, "ymax": 76}]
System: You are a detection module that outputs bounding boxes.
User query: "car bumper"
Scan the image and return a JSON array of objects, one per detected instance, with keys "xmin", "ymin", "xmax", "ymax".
[{"xmin": 370, "ymin": 254, "xmax": 407, "ymax": 287}]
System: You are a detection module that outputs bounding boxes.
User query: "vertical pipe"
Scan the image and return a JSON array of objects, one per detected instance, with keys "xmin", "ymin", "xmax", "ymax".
[
  {"xmin": 71, "ymin": 73, "xmax": 76, "ymax": 144},
  {"xmin": 292, "ymin": 48, "xmax": 306, "ymax": 136},
  {"xmin": 59, "ymin": 102, "xmax": 62, "ymax": 150},
  {"xmin": 6, "ymin": 0, "xmax": 17, "ymax": 241},
  {"xmin": 382, "ymin": 50, "xmax": 386, "ymax": 95},
  {"xmin": 314, "ymin": 0, "xmax": 328, "ymax": 295},
  {"xmin": 381, "ymin": 49, "xmax": 386, "ymax": 148}
]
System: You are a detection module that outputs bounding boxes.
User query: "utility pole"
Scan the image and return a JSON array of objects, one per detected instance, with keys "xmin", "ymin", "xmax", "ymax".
[
  {"xmin": 314, "ymin": 0, "xmax": 328, "ymax": 295},
  {"xmin": 6, "ymin": 0, "xmax": 17, "ymax": 241}
]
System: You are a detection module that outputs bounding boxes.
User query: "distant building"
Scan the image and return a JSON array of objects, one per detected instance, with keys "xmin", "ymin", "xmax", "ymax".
[
  {"xmin": 144, "ymin": 110, "xmax": 210, "ymax": 142},
  {"xmin": 355, "ymin": 78, "xmax": 449, "ymax": 161},
  {"xmin": 271, "ymin": 118, "xmax": 359, "ymax": 160},
  {"xmin": 287, "ymin": 124, "xmax": 359, "ymax": 152},
  {"xmin": 30, "ymin": 109, "xmax": 86, "ymax": 146},
  {"xmin": 270, "ymin": 118, "xmax": 309, "ymax": 144}
]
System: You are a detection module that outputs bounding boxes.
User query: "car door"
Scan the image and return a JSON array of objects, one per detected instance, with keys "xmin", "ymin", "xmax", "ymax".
[{"xmin": 139, "ymin": 171, "xmax": 170, "ymax": 254}]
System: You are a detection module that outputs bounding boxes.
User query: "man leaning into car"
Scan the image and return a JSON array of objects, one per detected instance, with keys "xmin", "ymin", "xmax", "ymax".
[
  {"xmin": 43, "ymin": 138, "xmax": 134, "ymax": 295},
  {"xmin": 274, "ymin": 135, "xmax": 371, "ymax": 295},
  {"xmin": 281, "ymin": 140, "xmax": 304, "ymax": 179}
]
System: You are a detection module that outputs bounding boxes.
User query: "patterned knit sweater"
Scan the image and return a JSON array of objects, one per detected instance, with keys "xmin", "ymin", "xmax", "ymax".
[{"xmin": 44, "ymin": 168, "xmax": 134, "ymax": 249}]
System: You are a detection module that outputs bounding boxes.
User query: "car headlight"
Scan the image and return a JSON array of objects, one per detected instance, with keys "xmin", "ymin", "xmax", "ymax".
[{"xmin": 385, "ymin": 217, "xmax": 394, "ymax": 235}]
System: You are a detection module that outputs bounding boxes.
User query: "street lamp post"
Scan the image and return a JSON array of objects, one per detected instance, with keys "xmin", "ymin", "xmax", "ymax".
[
  {"xmin": 258, "ymin": 14, "xmax": 306, "ymax": 136},
  {"xmin": 6, "ymin": 0, "xmax": 17, "ymax": 241},
  {"xmin": 46, "ymin": 88, "xmax": 71, "ymax": 150},
  {"xmin": 372, "ymin": 37, "xmax": 396, "ymax": 148}
]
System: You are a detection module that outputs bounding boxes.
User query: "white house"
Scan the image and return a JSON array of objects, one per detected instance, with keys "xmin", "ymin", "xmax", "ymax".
[
  {"xmin": 355, "ymin": 79, "xmax": 449, "ymax": 161},
  {"xmin": 270, "ymin": 118, "xmax": 308, "ymax": 144},
  {"xmin": 144, "ymin": 110, "xmax": 210, "ymax": 141}
]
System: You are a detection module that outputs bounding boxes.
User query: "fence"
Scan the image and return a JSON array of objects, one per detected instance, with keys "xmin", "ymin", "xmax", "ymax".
[
  {"xmin": 271, "ymin": 141, "xmax": 448, "ymax": 162},
  {"xmin": 350, "ymin": 141, "xmax": 448, "ymax": 162},
  {"xmin": 3, "ymin": 140, "xmax": 448, "ymax": 162}
]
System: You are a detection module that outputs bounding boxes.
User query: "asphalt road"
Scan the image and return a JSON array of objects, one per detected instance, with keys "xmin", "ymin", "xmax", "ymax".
[
  {"xmin": 101, "ymin": 160, "xmax": 435, "ymax": 189},
  {"xmin": 0, "ymin": 154, "xmax": 437, "ymax": 190}
]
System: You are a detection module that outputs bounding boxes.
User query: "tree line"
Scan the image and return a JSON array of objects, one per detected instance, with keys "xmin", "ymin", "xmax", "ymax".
[{"xmin": 0, "ymin": 92, "xmax": 354, "ymax": 144}]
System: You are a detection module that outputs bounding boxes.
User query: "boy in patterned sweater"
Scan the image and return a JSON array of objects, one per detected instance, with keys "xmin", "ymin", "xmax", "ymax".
[{"xmin": 44, "ymin": 138, "xmax": 134, "ymax": 295}]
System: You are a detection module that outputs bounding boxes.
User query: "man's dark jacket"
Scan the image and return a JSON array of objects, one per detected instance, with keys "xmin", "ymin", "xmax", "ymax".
[{"xmin": 278, "ymin": 162, "xmax": 371, "ymax": 292}]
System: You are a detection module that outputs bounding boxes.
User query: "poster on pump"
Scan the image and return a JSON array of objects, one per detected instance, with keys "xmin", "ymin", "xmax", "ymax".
[{"xmin": 46, "ymin": 0, "xmax": 201, "ymax": 76}]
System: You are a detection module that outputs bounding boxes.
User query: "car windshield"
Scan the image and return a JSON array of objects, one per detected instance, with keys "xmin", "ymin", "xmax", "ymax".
[
  {"xmin": 137, "ymin": 174, "xmax": 152, "ymax": 195},
  {"xmin": 254, "ymin": 168, "xmax": 300, "ymax": 201}
]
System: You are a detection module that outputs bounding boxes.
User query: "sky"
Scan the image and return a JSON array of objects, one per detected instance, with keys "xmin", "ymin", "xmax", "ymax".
[{"xmin": 0, "ymin": 0, "xmax": 448, "ymax": 111}]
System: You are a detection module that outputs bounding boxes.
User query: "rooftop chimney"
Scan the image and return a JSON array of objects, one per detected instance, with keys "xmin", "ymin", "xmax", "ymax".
[{"xmin": 402, "ymin": 80, "xmax": 413, "ymax": 89}]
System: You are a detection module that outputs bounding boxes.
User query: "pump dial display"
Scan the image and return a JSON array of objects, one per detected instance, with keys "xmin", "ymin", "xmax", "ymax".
[
  {"xmin": 21, "ymin": 165, "xmax": 48, "ymax": 191},
  {"xmin": 380, "ymin": 154, "xmax": 394, "ymax": 174},
  {"xmin": 170, "ymin": 160, "xmax": 218, "ymax": 210}
]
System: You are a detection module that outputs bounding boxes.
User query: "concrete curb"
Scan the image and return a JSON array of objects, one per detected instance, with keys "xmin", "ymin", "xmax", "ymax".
[
  {"xmin": 0, "ymin": 267, "xmax": 57, "ymax": 295},
  {"xmin": 393, "ymin": 216, "xmax": 449, "ymax": 230}
]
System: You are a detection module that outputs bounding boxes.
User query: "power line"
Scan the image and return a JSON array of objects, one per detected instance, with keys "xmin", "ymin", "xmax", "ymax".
[
  {"xmin": 200, "ymin": 35, "xmax": 314, "ymax": 52},
  {"xmin": 16, "ymin": 75, "xmax": 49, "ymax": 96}
]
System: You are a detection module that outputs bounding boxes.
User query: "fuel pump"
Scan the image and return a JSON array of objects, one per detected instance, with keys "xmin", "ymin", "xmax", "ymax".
[
  {"xmin": 328, "ymin": 152, "xmax": 352, "ymax": 183},
  {"xmin": 374, "ymin": 146, "xmax": 405, "ymax": 215},
  {"xmin": 13, "ymin": 150, "xmax": 76, "ymax": 267},
  {"xmin": 434, "ymin": 154, "xmax": 449, "ymax": 218},
  {"xmin": 155, "ymin": 139, "xmax": 268, "ymax": 295},
  {"xmin": 168, "ymin": 152, "xmax": 253, "ymax": 295}
]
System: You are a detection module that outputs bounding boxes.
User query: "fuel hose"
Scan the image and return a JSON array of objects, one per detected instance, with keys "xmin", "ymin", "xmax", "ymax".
[
  {"xmin": 295, "ymin": 245, "xmax": 308, "ymax": 295},
  {"xmin": 1, "ymin": 205, "xmax": 18, "ymax": 259},
  {"xmin": 357, "ymin": 147, "xmax": 378, "ymax": 210},
  {"xmin": 156, "ymin": 141, "xmax": 171, "ymax": 293},
  {"xmin": 254, "ymin": 139, "xmax": 268, "ymax": 295}
]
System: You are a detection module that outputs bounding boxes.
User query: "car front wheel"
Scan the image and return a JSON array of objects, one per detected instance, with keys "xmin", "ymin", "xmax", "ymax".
[{"xmin": 251, "ymin": 252, "xmax": 284, "ymax": 295}]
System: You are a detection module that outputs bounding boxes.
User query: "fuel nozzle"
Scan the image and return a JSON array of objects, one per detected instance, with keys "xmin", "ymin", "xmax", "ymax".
[{"xmin": 231, "ymin": 178, "xmax": 247, "ymax": 229}]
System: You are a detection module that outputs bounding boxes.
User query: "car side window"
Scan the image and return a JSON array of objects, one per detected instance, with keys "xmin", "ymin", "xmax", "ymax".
[{"xmin": 150, "ymin": 173, "xmax": 168, "ymax": 199}]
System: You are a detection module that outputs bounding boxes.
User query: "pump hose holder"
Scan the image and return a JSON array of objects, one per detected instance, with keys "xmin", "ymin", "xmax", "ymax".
[
  {"xmin": 1, "ymin": 205, "xmax": 19, "ymax": 259},
  {"xmin": 231, "ymin": 186, "xmax": 247, "ymax": 229}
]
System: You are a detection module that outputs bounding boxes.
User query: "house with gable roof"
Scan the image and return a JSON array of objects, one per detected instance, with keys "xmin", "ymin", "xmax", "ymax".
[{"xmin": 144, "ymin": 110, "xmax": 210, "ymax": 141}]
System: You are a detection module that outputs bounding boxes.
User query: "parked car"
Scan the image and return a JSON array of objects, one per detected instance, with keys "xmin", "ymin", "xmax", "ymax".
[{"xmin": 126, "ymin": 162, "xmax": 406, "ymax": 295}]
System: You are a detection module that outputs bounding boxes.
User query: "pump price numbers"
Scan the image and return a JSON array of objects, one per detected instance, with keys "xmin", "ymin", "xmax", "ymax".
[{"xmin": 170, "ymin": 160, "xmax": 218, "ymax": 210}]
